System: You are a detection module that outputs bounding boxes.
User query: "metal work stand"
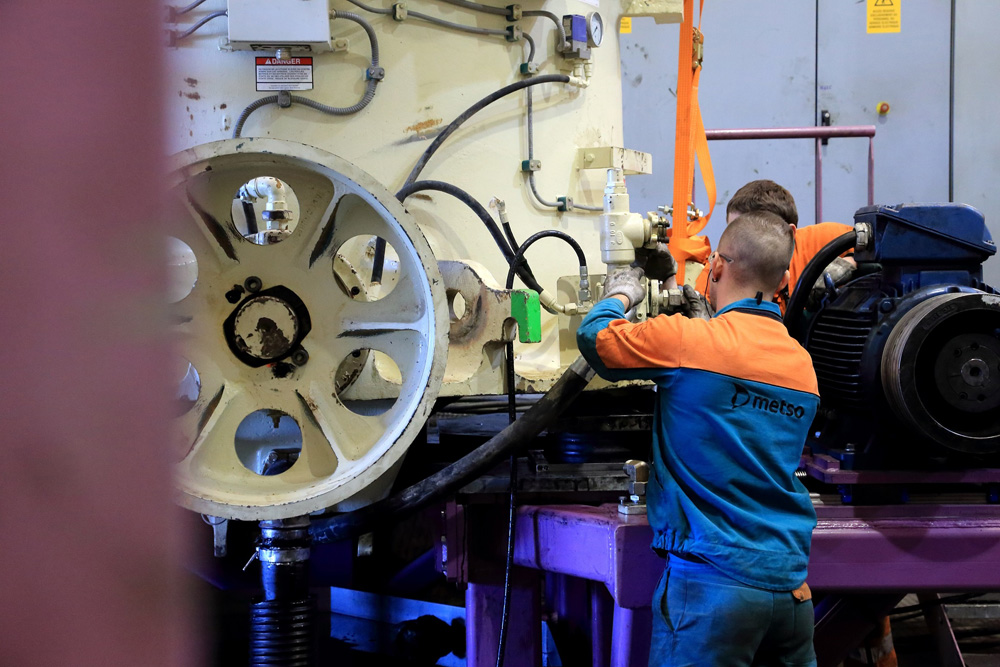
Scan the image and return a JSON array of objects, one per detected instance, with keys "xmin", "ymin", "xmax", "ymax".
[{"xmin": 445, "ymin": 502, "xmax": 1000, "ymax": 667}]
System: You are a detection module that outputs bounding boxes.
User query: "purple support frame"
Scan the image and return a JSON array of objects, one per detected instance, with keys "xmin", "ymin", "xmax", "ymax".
[
  {"xmin": 455, "ymin": 502, "xmax": 1000, "ymax": 666},
  {"xmin": 705, "ymin": 125, "xmax": 877, "ymax": 224}
]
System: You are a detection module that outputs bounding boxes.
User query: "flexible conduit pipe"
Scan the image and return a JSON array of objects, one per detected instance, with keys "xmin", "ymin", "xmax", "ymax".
[
  {"xmin": 232, "ymin": 11, "xmax": 381, "ymax": 138},
  {"xmin": 310, "ymin": 356, "xmax": 594, "ymax": 543}
]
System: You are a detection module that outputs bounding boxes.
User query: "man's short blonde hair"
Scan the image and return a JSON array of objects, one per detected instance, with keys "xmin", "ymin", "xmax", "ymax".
[{"xmin": 718, "ymin": 211, "xmax": 795, "ymax": 294}]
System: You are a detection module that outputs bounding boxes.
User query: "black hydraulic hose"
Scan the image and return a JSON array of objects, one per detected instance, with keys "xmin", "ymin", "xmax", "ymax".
[
  {"xmin": 401, "ymin": 74, "xmax": 571, "ymax": 189},
  {"xmin": 494, "ymin": 230, "xmax": 586, "ymax": 667},
  {"xmin": 376, "ymin": 76, "xmax": 569, "ymax": 282},
  {"xmin": 309, "ymin": 356, "xmax": 595, "ymax": 544},
  {"xmin": 783, "ymin": 230, "xmax": 857, "ymax": 341},
  {"xmin": 395, "ymin": 180, "xmax": 542, "ymax": 293},
  {"xmin": 505, "ymin": 229, "xmax": 587, "ymax": 289}
]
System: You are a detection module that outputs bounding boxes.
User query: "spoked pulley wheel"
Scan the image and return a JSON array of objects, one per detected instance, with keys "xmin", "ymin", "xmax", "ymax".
[{"xmin": 166, "ymin": 139, "xmax": 447, "ymax": 520}]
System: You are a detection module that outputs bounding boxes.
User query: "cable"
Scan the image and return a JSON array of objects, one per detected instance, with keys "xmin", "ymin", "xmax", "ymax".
[
  {"xmin": 432, "ymin": 0, "xmax": 566, "ymax": 51},
  {"xmin": 496, "ymin": 338, "xmax": 518, "ymax": 667},
  {"xmin": 505, "ymin": 230, "xmax": 587, "ymax": 289},
  {"xmin": 525, "ymin": 88, "xmax": 602, "ymax": 212},
  {"xmin": 346, "ymin": 0, "xmax": 509, "ymax": 36},
  {"xmin": 494, "ymin": 229, "xmax": 587, "ymax": 667},
  {"xmin": 172, "ymin": 10, "xmax": 227, "ymax": 41},
  {"xmin": 402, "ymin": 74, "xmax": 571, "ymax": 188},
  {"xmin": 174, "ymin": 0, "xmax": 209, "ymax": 15},
  {"xmin": 521, "ymin": 9, "xmax": 567, "ymax": 53},
  {"xmin": 522, "ymin": 32, "xmax": 536, "ymax": 64},
  {"xmin": 408, "ymin": 9, "xmax": 508, "ymax": 35},
  {"xmin": 783, "ymin": 230, "xmax": 857, "ymax": 341},
  {"xmin": 309, "ymin": 356, "xmax": 595, "ymax": 544},
  {"xmin": 396, "ymin": 180, "xmax": 542, "ymax": 292},
  {"xmin": 345, "ymin": 0, "xmax": 391, "ymax": 14},
  {"xmin": 232, "ymin": 11, "xmax": 381, "ymax": 138},
  {"xmin": 437, "ymin": 0, "xmax": 507, "ymax": 16}
]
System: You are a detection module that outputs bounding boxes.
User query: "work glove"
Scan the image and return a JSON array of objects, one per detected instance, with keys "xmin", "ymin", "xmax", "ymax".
[
  {"xmin": 806, "ymin": 256, "xmax": 856, "ymax": 310},
  {"xmin": 603, "ymin": 266, "xmax": 646, "ymax": 310},
  {"xmin": 633, "ymin": 243, "xmax": 678, "ymax": 282},
  {"xmin": 681, "ymin": 285, "xmax": 714, "ymax": 321}
]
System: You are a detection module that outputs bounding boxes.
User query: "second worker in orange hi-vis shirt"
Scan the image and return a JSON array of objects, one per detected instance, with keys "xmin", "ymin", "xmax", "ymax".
[{"xmin": 693, "ymin": 180, "xmax": 854, "ymax": 314}]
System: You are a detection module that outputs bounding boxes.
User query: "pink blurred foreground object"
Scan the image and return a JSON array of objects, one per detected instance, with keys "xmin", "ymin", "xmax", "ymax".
[{"xmin": 0, "ymin": 2, "xmax": 201, "ymax": 665}]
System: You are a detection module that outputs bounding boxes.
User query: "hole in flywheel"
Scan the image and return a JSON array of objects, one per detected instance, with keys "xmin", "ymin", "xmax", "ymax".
[{"xmin": 234, "ymin": 409, "xmax": 303, "ymax": 475}]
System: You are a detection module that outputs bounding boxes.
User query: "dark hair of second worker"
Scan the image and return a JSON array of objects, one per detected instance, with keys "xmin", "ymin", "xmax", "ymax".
[
  {"xmin": 726, "ymin": 179, "xmax": 799, "ymax": 227},
  {"xmin": 718, "ymin": 211, "xmax": 796, "ymax": 294}
]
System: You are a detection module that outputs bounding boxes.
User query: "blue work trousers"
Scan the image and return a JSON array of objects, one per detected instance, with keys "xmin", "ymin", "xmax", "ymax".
[{"xmin": 649, "ymin": 556, "xmax": 816, "ymax": 667}]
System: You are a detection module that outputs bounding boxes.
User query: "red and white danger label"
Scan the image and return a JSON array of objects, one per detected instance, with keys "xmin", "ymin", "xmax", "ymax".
[{"xmin": 255, "ymin": 57, "xmax": 313, "ymax": 91}]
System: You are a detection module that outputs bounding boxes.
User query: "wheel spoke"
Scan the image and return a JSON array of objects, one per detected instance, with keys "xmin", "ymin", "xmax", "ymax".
[
  {"xmin": 167, "ymin": 187, "xmax": 242, "ymax": 270},
  {"xmin": 180, "ymin": 382, "xmax": 244, "ymax": 466},
  {"xmin": 290, "ymin": 189, "xmax": 343, "ymax": 269},
  {"xmin": 297, "ymin": 382, "xmax": 390, "ymax": 462}
]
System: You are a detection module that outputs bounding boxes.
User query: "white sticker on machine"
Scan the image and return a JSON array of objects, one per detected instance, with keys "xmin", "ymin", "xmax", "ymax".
[{"xmin": 255, "ymin": 57, "xmax": 313, "ymax": 91}]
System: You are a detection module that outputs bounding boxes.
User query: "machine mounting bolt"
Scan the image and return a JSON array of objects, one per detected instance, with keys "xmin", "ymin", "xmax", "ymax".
[
  {"xmin": 226, "ymin": 285, "xmax": 245, "ymax": 304},
  {"xmin": 245, "ymin": 276, "xmax": 263, "ymax": 293},
  {"xmin": 290, "ymin": 348, "xmax": 309, "ymax": 366},
  {"xmin": 879, "ymin": 299, "xmax": 894, "ymax": 313}
]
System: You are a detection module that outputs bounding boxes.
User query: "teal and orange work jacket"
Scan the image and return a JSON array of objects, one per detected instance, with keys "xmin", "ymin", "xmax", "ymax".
[{"xmin": 577, "ymin": 297, "xmax": 820, "ymax": 591}]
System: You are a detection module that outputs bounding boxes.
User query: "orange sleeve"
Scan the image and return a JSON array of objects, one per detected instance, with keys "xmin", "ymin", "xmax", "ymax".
[
  {"xmin": 788, "ymin": 222, "xmax": 853, "ymax": 292},
  {"xmin": 595, "ymin": 313, "xmax": 689, "ymax": 369}
]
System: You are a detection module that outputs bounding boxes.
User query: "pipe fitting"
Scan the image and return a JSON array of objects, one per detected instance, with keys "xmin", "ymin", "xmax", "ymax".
[
  {"xmin": 239, "ymin": 176, "xmax": 292, "ymax": 230},
  {"xmin": 600, "ymin": 168, "xmax": 650, "ymax": 266}
]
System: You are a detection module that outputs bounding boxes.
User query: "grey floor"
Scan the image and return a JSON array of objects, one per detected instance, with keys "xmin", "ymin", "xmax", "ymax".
[{"xmin": 890, "ymin": 595, "xmax": 1000, "ymax": 666}]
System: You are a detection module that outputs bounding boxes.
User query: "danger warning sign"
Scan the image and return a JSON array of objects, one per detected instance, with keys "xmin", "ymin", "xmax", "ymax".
[
  {"xmin": 255, "ymin": 57, "xmax": 313, "ymax": 91},
  {"xmin": 867, "ymin": 0, "xmax": 900, "ymax": 34}
]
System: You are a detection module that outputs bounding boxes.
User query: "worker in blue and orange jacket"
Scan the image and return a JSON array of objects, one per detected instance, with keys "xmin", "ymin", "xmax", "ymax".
[
  {"xmin": 578, "ymin": 211, "xmax": 820, "ymax": 666},
  {"xmin": 693, "ymin": 179, "xmax": 855, "ymax": 315}
]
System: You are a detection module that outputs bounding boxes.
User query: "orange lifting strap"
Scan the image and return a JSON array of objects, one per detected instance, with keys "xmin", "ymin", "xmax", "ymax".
[{"xmin": 670, "ymin": 0, "xmax": 716, "ymax": 286}]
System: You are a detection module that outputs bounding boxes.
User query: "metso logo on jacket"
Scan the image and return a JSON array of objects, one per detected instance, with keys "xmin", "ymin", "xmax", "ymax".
[
  {"xmin": 577, "ymin": 297, "xmax": 820, "ymax": 591},
  {"xmin": 730, "ymin": 383, "xmax": 808, "ymax": 419}
]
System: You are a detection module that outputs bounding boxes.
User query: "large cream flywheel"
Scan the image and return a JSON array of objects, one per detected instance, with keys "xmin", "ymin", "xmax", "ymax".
[{"xmin": 167, "ymin": 139, "xmax": 447, "ymax": 520}]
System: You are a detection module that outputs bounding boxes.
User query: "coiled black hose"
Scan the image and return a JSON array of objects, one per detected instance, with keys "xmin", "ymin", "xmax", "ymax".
[{"xmin": 783, "ymin": 230, "xmax": 857, "ymax": 341}]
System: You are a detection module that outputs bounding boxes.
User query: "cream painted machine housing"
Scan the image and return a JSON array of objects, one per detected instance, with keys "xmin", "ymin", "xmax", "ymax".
[{"xmin": 164, "ymin": 0, "xmax": 681, "ymax": 517}]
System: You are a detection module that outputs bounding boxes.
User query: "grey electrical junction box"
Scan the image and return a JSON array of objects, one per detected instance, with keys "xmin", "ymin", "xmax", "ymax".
[{"xmin": 227, "ymin": 0, "xmax": 334, "ymax": 52}]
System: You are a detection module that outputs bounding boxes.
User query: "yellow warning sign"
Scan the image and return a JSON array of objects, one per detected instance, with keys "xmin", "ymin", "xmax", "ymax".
[
  {"xmin": 620, "ymin": 16, "xmax": 632, "ymax": 34},
  {"xmin": 867, "ymin": 0, "xmax": 901, "ymax": 34}
]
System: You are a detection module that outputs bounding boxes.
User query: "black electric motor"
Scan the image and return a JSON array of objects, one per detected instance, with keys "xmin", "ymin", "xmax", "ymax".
[{"xmin": 800, "ymin": 203, "xmax": 1000, "ymax": 469}]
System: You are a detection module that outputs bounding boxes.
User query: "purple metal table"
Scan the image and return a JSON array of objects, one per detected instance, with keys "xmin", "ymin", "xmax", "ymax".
[{"xmin": 452, "ymin": 502, "xmax": 1000, "ymax": 667}]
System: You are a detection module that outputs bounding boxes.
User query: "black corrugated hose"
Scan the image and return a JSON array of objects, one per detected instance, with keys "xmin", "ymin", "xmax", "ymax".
[{"xmin": 783, "ymin": 230, "xmax": 857, "ymax": 340}]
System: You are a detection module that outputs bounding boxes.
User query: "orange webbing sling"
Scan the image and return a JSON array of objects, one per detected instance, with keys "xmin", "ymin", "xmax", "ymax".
[{"xmin": 670, "ymin": 0, "xmax": 715, "ymax": 285}]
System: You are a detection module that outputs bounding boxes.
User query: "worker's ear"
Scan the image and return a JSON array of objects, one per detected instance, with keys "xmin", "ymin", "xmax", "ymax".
[
  {"xmin": 711, "ymin": 253, "xmax": 728, "ymax": 283},
  {"xmin": 776, "ymin": 269, "xmax": 790, "ymax": 294}
]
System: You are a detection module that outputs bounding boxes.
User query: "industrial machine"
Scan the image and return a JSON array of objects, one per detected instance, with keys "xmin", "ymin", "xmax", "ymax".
[
  {"xmin": 795, "ymin": 204, "xmax": 1000, "ymax": 474},
  {"xmin": 164, "ymin": 1, "xmax": 1000, "ymax": 665}
]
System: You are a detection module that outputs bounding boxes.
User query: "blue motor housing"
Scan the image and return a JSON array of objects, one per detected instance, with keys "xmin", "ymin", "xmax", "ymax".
[{"xmin": 804, "ymin": 203, "xmax": 1000, "ymax": 467}]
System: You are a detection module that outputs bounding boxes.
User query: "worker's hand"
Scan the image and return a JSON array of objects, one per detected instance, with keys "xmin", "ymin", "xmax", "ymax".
[
  {"xmin": 681, "ymin": 285, "xmax": 714, "ymax": 321},
  {"xmin": 633, "ymin": 243, "xmax": 678, "ymax": 282},
  {"xmin": 807, "ymin": 256, "xmax": 856, "ymax": 310},
  {"xmin": 603, "ymin": 266, "xmax": 646, "ymax": 310}
]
